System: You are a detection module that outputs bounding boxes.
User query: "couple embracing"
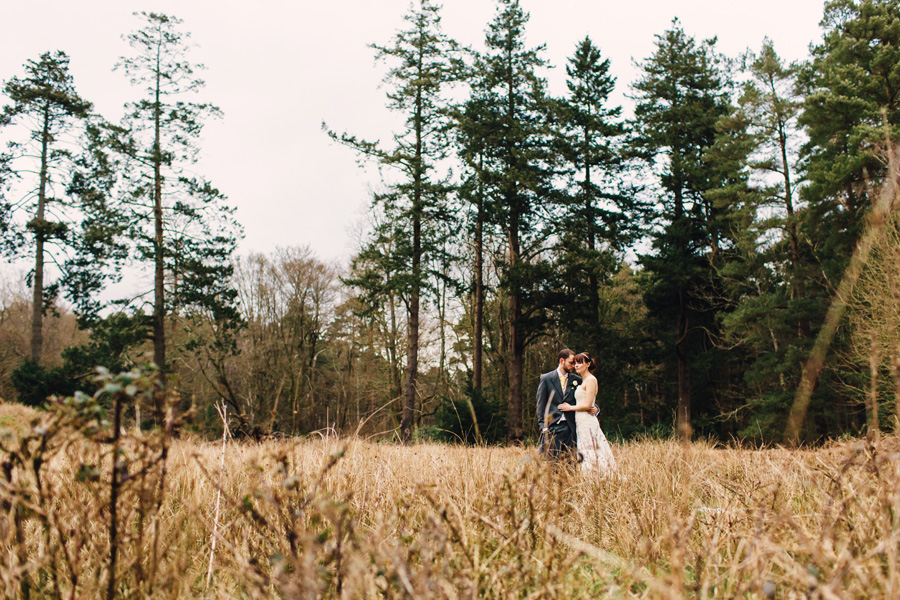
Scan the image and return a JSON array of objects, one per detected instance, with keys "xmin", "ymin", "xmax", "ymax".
[{"xmin": 536, "ymin": 349, "xmax": 617, "ymax": 475}]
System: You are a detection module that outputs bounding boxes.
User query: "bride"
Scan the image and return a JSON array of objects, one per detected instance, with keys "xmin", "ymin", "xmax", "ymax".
[{"xmin": 559, "ymin": 352, "xmax": 617, "ymax": 476}]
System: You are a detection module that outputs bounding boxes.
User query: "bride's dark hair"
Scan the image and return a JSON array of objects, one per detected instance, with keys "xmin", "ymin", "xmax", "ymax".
[{"xmin": 574, "ymin": 352, "xmax": 594, "ymax": 370}]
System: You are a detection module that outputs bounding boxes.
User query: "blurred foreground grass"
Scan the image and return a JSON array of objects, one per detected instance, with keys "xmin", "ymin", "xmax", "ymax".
[
  {"xmin": 0, "ymin": 402, "xmax": 40, "ymax": 441},
  {"xmin": 1, "ymin": 400, "xmax": 898, "ymax": 598}
]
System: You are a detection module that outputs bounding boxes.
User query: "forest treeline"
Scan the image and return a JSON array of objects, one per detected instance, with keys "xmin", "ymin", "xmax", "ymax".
[{"xmin": 2, "ymin": 0, "xmax": 900, "ymax": 445}]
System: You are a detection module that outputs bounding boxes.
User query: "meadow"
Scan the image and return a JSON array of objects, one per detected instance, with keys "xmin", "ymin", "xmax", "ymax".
[{"xmin": 1, "ymin": 397, "xmax": 899, "ymax": 599}]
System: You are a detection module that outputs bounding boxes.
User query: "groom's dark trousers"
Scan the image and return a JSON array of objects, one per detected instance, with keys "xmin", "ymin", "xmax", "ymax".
[
  {"xmin": 541, "ymin": 420, "xmax": 574, "ymax": 458},
  {"xmin": 536, "ymin": 369, "xmax": 581, "ymax": 458}
]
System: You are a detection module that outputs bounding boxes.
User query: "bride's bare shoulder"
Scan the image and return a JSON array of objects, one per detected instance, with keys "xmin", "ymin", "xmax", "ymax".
[{"xmin": 585, "ymin": 374, "xmax": 598, "ymax": 388}]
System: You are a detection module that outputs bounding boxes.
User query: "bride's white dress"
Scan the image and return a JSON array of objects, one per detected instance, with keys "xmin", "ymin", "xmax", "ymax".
[{"xmin": 574, "ymin": 385, "xmax": 617, "ymax": 475}]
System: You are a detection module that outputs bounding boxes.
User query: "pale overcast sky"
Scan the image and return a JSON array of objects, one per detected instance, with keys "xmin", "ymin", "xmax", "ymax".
[{"xmin": 1, "ymin": 0, "xmax": 826, "ymax": 269}]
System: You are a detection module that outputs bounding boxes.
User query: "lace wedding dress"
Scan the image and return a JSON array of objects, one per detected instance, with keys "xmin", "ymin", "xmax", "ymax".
[{"xmin": 574, "ymin": 385, "xmax": 617, "ymax": 475}]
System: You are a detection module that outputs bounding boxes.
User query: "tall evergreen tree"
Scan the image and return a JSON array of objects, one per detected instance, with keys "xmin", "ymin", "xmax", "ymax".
[
  {"xmin": 632, "ymin": 20, "xmax": 732, "ymax": 440},
  {"xmin": 0, "ymin": 51, "xmax": 101, "ymax": 363},
  {"xmin": 552, "ymin": 37, "xmax": 641, "ymax": 341},
  {"xmin": 711, "ymin": 40, "xmax": 812, "ymax": 441},
  {"xmin": 470, "ymin": 0, "xmax": 554, "ymax": 441},
  {"xmin": 799, "ymin": 0, "xmax": 900, "ymax": 266},
  {"xmin": 454, "ymin": 97, "xmax": 493, "ymax": 396},
  {"xmin": 700, "ymin": 98, "xmax": 769, "ymax": 439},
  {"xmin": 113, "ymin": 12, "xmax": 241, "ymax": 382},
  {"xmin": 741, "ymin": 40, "xmax": 809, "ymax": 336},
  {"xmin": 786, "ymin": 0, "xmax": 900, "ymax": 441},
  {"xmin": 327, "ymin": 0, "xmax": 460, "ymax": 443}
]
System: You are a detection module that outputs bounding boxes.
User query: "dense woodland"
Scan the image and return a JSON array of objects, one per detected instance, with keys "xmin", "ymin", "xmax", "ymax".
[{"xmin": 1, "ymin": 0, "xmax": 900, "ymax": 445}]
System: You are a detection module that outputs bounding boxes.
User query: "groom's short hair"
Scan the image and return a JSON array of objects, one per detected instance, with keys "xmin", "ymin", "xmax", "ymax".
[{"xmin": 558, "ymin": 349, "xmax": 575, "ymax": 362}]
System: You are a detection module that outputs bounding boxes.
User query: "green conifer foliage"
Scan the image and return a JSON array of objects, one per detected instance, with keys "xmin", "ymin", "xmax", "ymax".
[
  {"xmin": 327, "ymin": 0, "xmax": 461, "ymax": 442},
  {"xmin": 469, "ymin": 0, "xmax": 555, "ymax": 441},
  {"xmin": 1, "ymin": 51, "xmax": 94, "ymax": 363},
  {"xmin": 713, "ymin": 41, "xmax": 812, "ymax": 441},
  {"xmin": 551, "ymin": 36, "xmax": 644, "ymax": 376},
  {"xmin": 113, "ymin": 12, "xmax": 242, "ymax": 381},
  {"xmin": 632, "ymin": 20, "xmax": 733, "ymax": 440},
  {"xmin": 786, "ymin": 0, "xmax": 900, "ymax": 441},
  {"xmin": 800, "ymin": 0, "xmax": 900, "ymax": 276}
]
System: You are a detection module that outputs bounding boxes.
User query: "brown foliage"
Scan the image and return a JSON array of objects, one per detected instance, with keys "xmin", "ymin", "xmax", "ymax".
[{"xmin": 0, "ymin": 277, "xmax": 86, "ymax": 403}]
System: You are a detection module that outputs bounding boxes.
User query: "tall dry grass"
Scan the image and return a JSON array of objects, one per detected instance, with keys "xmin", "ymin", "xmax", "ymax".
[{"xmin": 3, "ymin": 388, "xmax": 900, "ymax": 598}]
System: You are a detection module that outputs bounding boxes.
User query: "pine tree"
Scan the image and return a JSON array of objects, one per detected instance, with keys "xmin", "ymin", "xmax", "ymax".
[
  {"xmin": 551, "ymin": 37, "xmax": 641, "ymax": 340},
  {"xmin": 799, "ymin": 0, "xmax": 900, "ymax": 269},
  {"xmin": 741, "ymin": 40, "xmax": 809, "ymax": 336},
  {"xmin": 785, "ymin": 0, "xmax": 900, "ymax": 442},
  {"xmin": 471, "ymin": 0, "xmax": 554, "ymax": 441},
  {"xmin": 113, "ymin": 12, "xmax": 241, "ymax": 383},
  {"xmin": 632, "ymin": 20, "xmax": 732, "ymax": 440},
  {"xmin": 0, "ymin": 51, "xmax": 96, "ymax": 363},
  {"xmin": 710, "ymin": 40, "xmax": 812, "ymax": 441},
  {"xmin": 454, "ymin": 95, "xmax": 493, "ymax": 396},
  {"xmin": 327, "ymin": 0, "xmax": 460, "ymax": 442}
]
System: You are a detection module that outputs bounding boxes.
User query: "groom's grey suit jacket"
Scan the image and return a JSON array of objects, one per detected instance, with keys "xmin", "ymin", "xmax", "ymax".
[{"xmin": 535, "ymin": 369, "xmax": 582, "ymax": 442}]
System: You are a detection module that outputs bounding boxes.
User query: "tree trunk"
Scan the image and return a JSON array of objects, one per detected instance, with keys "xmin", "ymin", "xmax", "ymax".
[
  {"xmin": 584, "ymin": 129, "xmax": 600, "ymax": 323},
  {"xmin": 438, "ymin": 250, "xmax": 449, "ymax": 399},
  {"xmin": 778, "ymin": 118, "xmax": 809, "ymax": 338},
  {"xmin": 504, "ymin": 39, "xmax": 524, "ymax": 443},
  {"xmin": 401, "ymin": 217, "xmax": 420, "ymax": 443},
  {"xmin": 507, "ymin": 211, "xmax": 524, "ymax": 442},
  {"xmin": 473, "ymin": 157, "xmax": 484, "ymax": 393},
  {"xmin": 152, "ymin": 36, "xmax": 166, "ymax": 384},
  {"xmin": 676, "ymin": 304, "xmax": 692, "ymax": 442},
  {"xmin": 400, "ymin": 58, "xmax": 425, "ymax": 444},
  {"xmin": 673, "ymin": 184, "xmax": 691, "ymax": 442},
  {"xmin": 30, "ymin": 102, "xmax": 51, "ymax": 364}
]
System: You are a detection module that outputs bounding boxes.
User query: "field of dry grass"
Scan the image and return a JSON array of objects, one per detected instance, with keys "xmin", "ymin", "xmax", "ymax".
[{"xmin": 2, "ymin": 398, "xmax": 900, "ymax": 599}]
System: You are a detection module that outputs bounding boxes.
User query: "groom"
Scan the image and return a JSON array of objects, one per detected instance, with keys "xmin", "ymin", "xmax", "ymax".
[{"xmin": 536, "ymin": 349, "xmax": 597, "ymax": 458}]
